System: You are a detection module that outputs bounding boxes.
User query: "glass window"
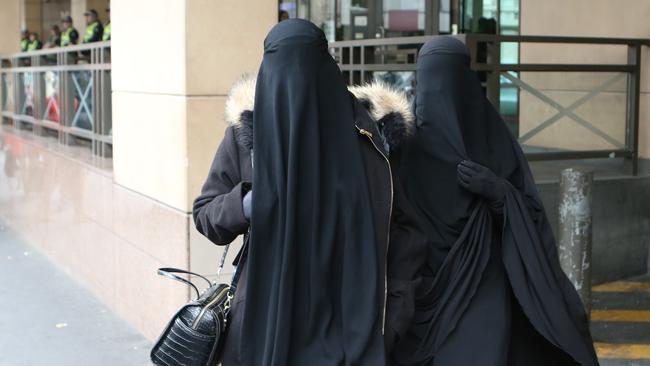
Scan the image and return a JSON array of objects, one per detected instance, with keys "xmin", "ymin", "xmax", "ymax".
[
  {"xmin": 340, "ymin": 0, "xmax": 369, "ymax": 40},
  {"xmin": 382, "ymin": 0, "xmax": 426, "ymax": 37},
  {"xmin": 287, "ymin": 0, "xmax": 456, "ymax": 41},
  {"xmin": 310, "ymin": 0, "xmax": 337, "ymax": 40},
  {"xmin": 439, "ymin": 0, "xmax": 451, "ymax": 33},
  {"xmin": 461, "ymin": 0, "xmax": 497, "ymax": 33},
  {"xmin": 279, "ymin": 0, "xmax": 309, "ymax": 20}
]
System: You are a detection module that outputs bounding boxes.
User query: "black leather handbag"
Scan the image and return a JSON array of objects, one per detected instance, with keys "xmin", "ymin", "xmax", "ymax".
[{"xmin": 150, "ymin": 241, "xmax": 248, "ymax": 366}]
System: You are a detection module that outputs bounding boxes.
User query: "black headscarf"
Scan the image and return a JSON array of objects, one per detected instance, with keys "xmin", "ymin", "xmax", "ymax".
[
  {"xmin": 401, "ymin": 37, "xmax": 520, "ymax": 270},
  {"xmin": 396, "ymin": 37, "xmax": 598, "ymax": 365},
  {"xmin": 240, "ymin": 19, "xmax": 385, "ymax": 365}
]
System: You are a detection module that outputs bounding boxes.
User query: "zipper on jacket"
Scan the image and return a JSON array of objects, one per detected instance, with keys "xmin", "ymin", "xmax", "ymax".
[{"xmin": 356, "ymin": 125, "xmax": 394, "ymax": 335}]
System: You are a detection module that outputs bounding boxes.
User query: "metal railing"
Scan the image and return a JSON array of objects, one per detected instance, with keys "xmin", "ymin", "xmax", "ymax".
[
  {"xmin": 331, "ymin": 35, "xmax": 650, "ymax": 174},
  {"xmin": 0, "ymin": 41, "xmax": 112, "ymax": 157}
]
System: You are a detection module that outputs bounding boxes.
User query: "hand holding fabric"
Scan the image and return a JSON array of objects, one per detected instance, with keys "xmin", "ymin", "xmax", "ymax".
[
  {"xmin": 457, "ymin": 160, "xmax": 507, "ymax": 208},
  {"xmin": 242, "ymin": 190, "xmax": 252, "ymax": 222}
]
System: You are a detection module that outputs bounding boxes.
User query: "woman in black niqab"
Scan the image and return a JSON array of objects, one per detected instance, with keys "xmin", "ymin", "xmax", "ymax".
[
  {"xmin": 394, "ymin": 37, "xmax": 599, "ymax": 365},
  {"xmin": 239, "ymin": 19, "xmax": 385, "ymax": 365}
]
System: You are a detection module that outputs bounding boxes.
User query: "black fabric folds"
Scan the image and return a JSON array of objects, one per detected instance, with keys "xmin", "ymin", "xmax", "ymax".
[
  {"xmin": 240, "ymin": 19, "xmax": 385, "ymax": 366},
  {"xmin": 395, "ymin": 37, "xmax": 599, "ymax": 365}
]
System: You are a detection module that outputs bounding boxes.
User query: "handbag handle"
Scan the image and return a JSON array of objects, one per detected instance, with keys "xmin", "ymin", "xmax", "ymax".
[{"xmin": 157, "ymin": 268, "xmax": 213, "ymax": 299}]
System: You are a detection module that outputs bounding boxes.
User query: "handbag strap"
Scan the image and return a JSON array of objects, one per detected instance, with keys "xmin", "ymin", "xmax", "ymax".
[
  {"xmin": 157, "ymin": 268, "xmax": 212, "ymax": 299},
  {"xmin": 157, "ymin": 235, "xmax": 249, "ymax": 299},
  {"xmin": 229, "ymin": 233, "xmax": 249, "ymax": 293}
]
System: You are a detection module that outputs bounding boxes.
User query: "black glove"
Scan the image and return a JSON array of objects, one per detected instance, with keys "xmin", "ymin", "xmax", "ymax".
[{"xmin": 457, "ymin": 160, "xmax": 507, "ymax": 208}]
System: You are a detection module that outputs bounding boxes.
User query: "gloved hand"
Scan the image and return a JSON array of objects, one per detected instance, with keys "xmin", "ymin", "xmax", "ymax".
[
  {"xmin": 242, "ymin": 190, "xmax": 252, "ymax": 222},
  {"xmin": 457, "ymin": 160, "xmax": 507, "ymax": 206}
]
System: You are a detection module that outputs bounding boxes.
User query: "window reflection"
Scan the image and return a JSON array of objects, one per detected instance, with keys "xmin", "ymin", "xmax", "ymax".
[{"xmin": 382, "ymin": 0, "xmax": 426, "ymax": 37}]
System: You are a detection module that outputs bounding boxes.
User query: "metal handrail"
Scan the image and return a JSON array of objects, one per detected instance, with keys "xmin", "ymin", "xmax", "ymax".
[
  {"xmin": 0, "ymin": 41, "xmax": 112, "ymax": 157},
  {"xmin": 330, "ymin": 34, "xmax": 648, "ymax": 174},
  {"xmin": 1, "ymin": 41, "xmax": 111, "ymax": 59}
]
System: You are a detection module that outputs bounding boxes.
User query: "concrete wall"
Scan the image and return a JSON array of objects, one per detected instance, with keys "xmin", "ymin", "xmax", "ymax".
[
  {"xmin": 538, "ymin": 177, "xmax": 650, "ymax": 284},
  {"xmin": 0, "ymin": 130, "xmax": 188, "ymax": 340},
  {"xmin": 519, "ymin": 0, "xmax": 650, "ymax": 157}
]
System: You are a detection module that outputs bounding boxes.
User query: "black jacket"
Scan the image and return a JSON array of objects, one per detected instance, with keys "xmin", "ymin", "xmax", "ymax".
[
  {"xmin": 350, "ymin": 83, "xmax": 427, "ymax": 361},
  {"xmin": 193, "ymin": 74, "xmax": 254, "ymax": 247},
  {"xmin": 192, "ymin": 76, "xmax": 424, "ymax": 364}
]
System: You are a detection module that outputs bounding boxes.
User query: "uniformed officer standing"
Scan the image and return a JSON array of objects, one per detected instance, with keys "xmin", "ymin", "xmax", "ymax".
[
  {"xmin": 60, "ymin": 16, "xmax": 79, "ymax": 47},
  {"xmin": 27, "ymin": 32, "xmax": 42, "ymax": 51},
  {"xmin": 83, "ymin": 9, "xmax": 104, "ymax": 43},
  {"xmin": 20, "ymin": 30, "xmax": 29, "ymax": 51}
]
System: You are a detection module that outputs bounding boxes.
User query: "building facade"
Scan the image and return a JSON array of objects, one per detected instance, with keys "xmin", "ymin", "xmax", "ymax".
[{"xmin": 0, "ymin": 0, "xmax": 649, "ymax": 343}]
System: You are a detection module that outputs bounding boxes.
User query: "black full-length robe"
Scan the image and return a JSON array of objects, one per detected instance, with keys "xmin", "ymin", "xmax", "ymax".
[
  {"xmin": 393, "ymin": 37, "xmax": 599, "ymax": 366},
  {"xmin": 239, "ymin": 19, "xmax": 386, "ymax": 365}
]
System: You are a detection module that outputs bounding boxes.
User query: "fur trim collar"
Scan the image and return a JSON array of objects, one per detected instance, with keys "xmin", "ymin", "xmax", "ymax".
[
  {"xmin": 225, "ymin": 73, "xmax": 256, "ymax": 127},
  {"xmin": 348, "ymin": 82, "xmax": 414, "ymax": 151},
  {"xmin": 223, "ymin": 77, "xmax": 414, "ymax": 152},
  {"xmin": 225, "ymin": 74, "xmax": 256, "ymax": 150}
]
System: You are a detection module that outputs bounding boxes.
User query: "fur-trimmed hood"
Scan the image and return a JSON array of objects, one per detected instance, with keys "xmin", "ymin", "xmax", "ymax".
[
  {"xmin": 348, "ymin": 82, "xmax": 415, "ymax": 151},
  {"xmin": 225, "ymin": 73, "xmax": 256, "ymax": 150},
  {"xmin": 223, "ymin": 76, "xmax": 414, "ymax": 152}
]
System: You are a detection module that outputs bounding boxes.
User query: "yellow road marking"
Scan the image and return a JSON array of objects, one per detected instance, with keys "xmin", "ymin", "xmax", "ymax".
[
  {"xmin": 592, "ymin": 310, "xmax": 650, "ymax": 322},
  {"xmin": 593, "ymin": 281, "xmax": 650, "ymax": 293},
  {"xmin": 595, "ymin": 343, "xmax": 650, "ymax": 359}
]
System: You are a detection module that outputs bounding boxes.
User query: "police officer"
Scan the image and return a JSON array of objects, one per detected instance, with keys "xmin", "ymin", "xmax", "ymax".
[
  {"xmin": 20, "ymin": 30, "xmax": 29, "ymax": 51},
  {"xmin": 102, "ymin": 7, "xmax": 111, "ymax": 41},
  {"xmin": 27, "ymin": 32, "xmax": 42, "ymax": 51},
  {"xmin": 60, "ymin": 16, "xmax": 79, "ymax": 46},
  {"xmin": 83, "ymin": 9, "xmax": 104, "ymax": 43}
]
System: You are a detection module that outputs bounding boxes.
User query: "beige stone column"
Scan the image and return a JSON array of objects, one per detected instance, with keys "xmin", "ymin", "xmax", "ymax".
[
  {"xmin": 0, "ymin": 0, "xmax": 21, "ymax": 54},
  {"xmin": 111, "ymin": 0, "xmax": 275, "ymax": 276}
]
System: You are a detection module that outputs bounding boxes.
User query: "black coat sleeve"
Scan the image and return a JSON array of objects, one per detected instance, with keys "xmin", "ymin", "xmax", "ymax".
[
  {"xmin": 385, "ymin": 174, "xmax": 428, "ymax": 352},
  {"xmin": 193, "ymin": 127, "xmax": 251, "ymax": 245}
]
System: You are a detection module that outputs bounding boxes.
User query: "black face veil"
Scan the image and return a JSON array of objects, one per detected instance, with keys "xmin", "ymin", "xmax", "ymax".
[
  {"xmin": 240, "ymin": 20, "xmax": 385, "ymax": 365},
  {"xmin": 396, "ymin": 37, "xmax": 599, "ymax": 365}
]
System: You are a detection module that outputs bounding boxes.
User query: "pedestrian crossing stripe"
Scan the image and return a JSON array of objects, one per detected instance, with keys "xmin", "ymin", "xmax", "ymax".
[
  {"xmin": 591, "ymin": 310, "xmax": 650, "ymax": 322},
  {"xmin": 592, "ymin": 281, "xmax": 650, "ymax": 293},
  {"xmin": 595, "ymin": 343, "xmax": 650, "ymax": 360}
]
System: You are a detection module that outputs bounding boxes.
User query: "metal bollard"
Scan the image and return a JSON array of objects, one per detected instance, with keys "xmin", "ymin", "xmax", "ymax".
[{"xmin": 558, "ymin": 168, "xmax": 593, "ymax": 315}]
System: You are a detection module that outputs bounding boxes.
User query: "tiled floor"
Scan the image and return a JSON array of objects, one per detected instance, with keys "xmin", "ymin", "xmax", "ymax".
[{"xmin": 593, "ymin": 275, "xmax": 650, "ymax": 366}]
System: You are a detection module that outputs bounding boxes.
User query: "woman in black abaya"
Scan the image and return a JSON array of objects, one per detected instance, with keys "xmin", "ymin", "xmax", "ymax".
[
  {"xmin": 393, "ymin": 37, "xmax": 600, "ymax": 366},
  {"xmin": 237, "ymin": 19, "xmax": 389, "ymax": 365}
]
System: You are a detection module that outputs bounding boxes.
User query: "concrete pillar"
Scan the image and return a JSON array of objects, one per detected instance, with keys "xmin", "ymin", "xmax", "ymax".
[
  {"xmin": 110, "ymin": 0, "xmax": 275, "ymax": 275},
  {"xmin": 558, "ymin": 168, "xmax": 593, "ymax": 314},
  {"xmin": 0, "ymin": 0, "xmax": 21, "ymax": 54}
]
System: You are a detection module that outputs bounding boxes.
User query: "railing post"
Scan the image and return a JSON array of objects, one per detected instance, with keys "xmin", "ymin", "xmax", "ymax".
[
  {"xmin": 558, "ymin": 168, "xmax": 593, "ymax": 315},
  {"xmin": 626, "ymin": 44, "xmax": 641, "ymax": 175}
]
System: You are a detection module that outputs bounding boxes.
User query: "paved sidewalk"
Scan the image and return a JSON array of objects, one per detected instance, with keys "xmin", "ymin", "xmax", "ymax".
[
  {"xmin": 2, "ymin": 217, "xmax": 650, "ymax": 365},
  {"xmin": 0, "ymin": 221, "xmax": 152, "ymax": 366}
]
